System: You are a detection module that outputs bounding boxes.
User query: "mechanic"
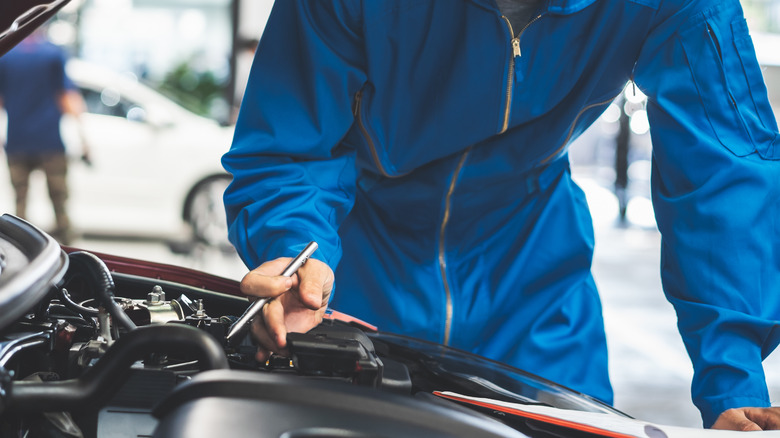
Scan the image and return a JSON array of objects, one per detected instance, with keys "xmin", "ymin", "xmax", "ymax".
[
  {"xmin": 0, "ymin": 29, "xmax": 89, "ymax": 245},
  {"xmin": 222, "ymin": 0, "xmax": 780, "ymax": 430}
]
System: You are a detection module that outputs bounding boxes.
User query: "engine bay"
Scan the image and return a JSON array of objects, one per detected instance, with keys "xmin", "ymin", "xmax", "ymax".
[{"xmin": 0, "ymin": 214, "xmax": 625, "ymax": 438}]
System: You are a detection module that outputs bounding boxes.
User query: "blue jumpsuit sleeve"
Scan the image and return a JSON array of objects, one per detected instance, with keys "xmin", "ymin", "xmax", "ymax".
[
  {"xmin": 633, "ymin": 0, "xmax": 780, "ymax": 427},
  {"xmin": 222, "ymin": 1, "xmax": 365, "ymax": 271}
]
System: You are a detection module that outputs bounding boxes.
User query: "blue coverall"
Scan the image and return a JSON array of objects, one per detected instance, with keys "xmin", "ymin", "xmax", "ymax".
[{"xmin": 222, "ymin": 0, "xmax": 780, "ymax": 427}]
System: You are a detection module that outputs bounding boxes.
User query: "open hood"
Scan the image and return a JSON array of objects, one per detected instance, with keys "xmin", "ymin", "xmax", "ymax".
[
  {"xmin": 0, "ymin": 0, "xmax": 70, "ymax": 57},
  {"xmin": 0, "ymin": 214, "xmax": 69, "ymax": 331}
]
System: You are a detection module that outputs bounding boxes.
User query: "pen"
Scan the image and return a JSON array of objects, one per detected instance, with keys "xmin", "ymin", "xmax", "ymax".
[{"xmin": 225, "ymin": 241, "xmax": 319, "ymax": 343}]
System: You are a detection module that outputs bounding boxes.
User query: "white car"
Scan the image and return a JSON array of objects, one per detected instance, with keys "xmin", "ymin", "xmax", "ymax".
[{"xmin": 1, "ymin": 59, "xmax": 234, "ymax": 247}]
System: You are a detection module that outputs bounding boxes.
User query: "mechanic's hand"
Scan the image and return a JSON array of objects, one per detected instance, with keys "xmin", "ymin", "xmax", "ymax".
[
  {"xmin": 712, "ymin": 407, "xmax": 780, "ymax": 431},
  {"xmin": 239, "ymin": 257, "xmax": 333, "ymax": 362}
]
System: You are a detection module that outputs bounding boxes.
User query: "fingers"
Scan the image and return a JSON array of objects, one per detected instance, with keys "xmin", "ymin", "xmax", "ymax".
[
  {"xmin": 295, "ymin": 259, "xmax": 334, "ymax": 310},
  {"xmin": 746, "ymin": 407, "xmax": 780, "ymax": 430},
  {"xmin": 244, "ymin": 257, "xmax": 334, "ymax": 361},
  {"xmin": 251, "ymin": 296, "xmax": 318, "ymax": 361},
  {"xmin": 248, "ymin": 288, "xmax": 290, "ymax": 359},
  {"xmin": 251, "ymin": 292, "xmax": 321, "ymax": 354},
  {"xmin": 251, "ymin": 316, "xmax": 276, "ymax": 362},
  {"xmin": 240, "ymin": 258, "xmax": 295, "ymax": 299},
  {"xmin": 712, "ymin": 407, "xmax": 780, "ymax": 431},
  {"xmin": 263, "ymin": 298, "xmax": 289, "ymax": 349},
  {"xmin": 251, "ymin": 300, "xmax": 289, "ymax": 361},
  {"xmin": 712, "ymin": 409, "xmax": 763, "ymax": 431},
  {"xmin": 241, "ymin": 257, "xmax": 332, "ymax": 308}
]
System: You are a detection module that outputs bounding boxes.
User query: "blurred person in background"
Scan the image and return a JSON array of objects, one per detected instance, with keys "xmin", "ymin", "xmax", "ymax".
[
  {"xmin": 0, "ymin": 28, "xmax": 88, "ymax": 245},
  {"xmin": 224, "ymin": 0, "xmax": 780, "ymax": 430}
]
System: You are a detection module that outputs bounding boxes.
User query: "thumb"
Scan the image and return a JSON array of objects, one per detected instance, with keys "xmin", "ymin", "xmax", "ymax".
[{"xmin": 240, "ymin": 270, "xmax": 293, "ymax": 299}]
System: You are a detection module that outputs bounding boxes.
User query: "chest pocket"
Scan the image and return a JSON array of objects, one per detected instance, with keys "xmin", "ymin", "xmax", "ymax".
[{"xmin": 678, "ymin": 5, "xmax": 780, "ymax": 160}]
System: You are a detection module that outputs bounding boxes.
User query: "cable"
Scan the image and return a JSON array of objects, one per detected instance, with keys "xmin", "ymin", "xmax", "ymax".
[{"xmin": 65, "ymin": 251, "xmax": 136, "ymax": 332}]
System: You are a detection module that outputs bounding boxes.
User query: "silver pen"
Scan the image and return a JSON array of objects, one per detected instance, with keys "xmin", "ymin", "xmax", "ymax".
[{"xmin": 225, "ymin": 241, "xmax": 319, "ymax": 343}]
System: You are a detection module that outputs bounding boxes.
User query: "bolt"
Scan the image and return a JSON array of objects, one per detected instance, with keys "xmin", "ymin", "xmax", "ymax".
[
  {"xmin": 147, "ymin": 285, "xmax": 166, "ymax": 305},
  {"xmin": 153, "ymin": 285, "xmax": 166, "ymax": 301},
  {"xmin": 195, "ymin": 299, "xmax": 206, "ymax": 318}
]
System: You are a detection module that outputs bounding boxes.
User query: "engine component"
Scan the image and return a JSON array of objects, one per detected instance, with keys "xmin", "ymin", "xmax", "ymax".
[
  {"xmin": 151, "ymin": 370, "xmax": 526, "ymax": 438},
  {"xmin": 5, "ymin": 324, "xmax": 229, "ymax": 413},
  {"xmin": 182, "ymin": 300, "xmax": 230, "ymax": 343},
  {"xmin": 66, "ymin": 251, "xmax": 137, "ymax": 332},
  {"xmin": 125, "ymin": 286, "xmax": 187, "ymax": 326},
  {"xmin": 287, "ymin": 320, "xmax": 384, "ymax": 387}
]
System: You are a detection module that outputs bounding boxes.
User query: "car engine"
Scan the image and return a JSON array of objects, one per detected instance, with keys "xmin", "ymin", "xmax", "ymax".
[{"xmin": 0, "ymin": 214, "xmax": 625, "ymax": 438}]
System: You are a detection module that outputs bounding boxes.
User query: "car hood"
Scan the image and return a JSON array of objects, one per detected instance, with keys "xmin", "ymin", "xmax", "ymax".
[
  {"xmin": 0, "ymin": 0, "xmax": 71, "ymax": 57},
  {"xmin": 0, "ymin": 215, "xmax": 68, "ymax": 331}
]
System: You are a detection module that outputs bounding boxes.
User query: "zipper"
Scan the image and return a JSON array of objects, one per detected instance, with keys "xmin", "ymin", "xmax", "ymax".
[
  {"xmin": 500, "ymin": 13, "xmax": 543, "ymax": 134},
  {"xmin": 439, "ymin": 147, "xmax": 471, "ymax": 346},
  {"xmin": 438, "ymin": 12, "xmax": 543, "ymax": 344},
  {"xmin": 353, "ymin": 89, "xmax": 396, "ymax": 178},
  {"xmin": 541, "ymin": 95, "xmax": 619, "ymax": 164}
]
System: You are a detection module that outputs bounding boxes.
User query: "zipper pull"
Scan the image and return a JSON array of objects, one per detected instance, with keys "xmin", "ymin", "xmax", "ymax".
[
  {"xmin": 511, "ymin": 37, "xmax": 521, "ymax": 58},
  {"xmin": 512, "ymin": 38, "xmax": 524, "ymax": 82}
]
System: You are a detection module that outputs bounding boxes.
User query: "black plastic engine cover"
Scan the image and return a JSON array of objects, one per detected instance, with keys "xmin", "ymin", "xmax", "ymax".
[{"xmin": 151, "ymin": 370, "xmax": 527, "ymax": 438}]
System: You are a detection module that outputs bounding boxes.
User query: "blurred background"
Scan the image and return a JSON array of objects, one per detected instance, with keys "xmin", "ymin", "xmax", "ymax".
[{"xmin": 1, "ymin": 0, "xmax": 780, "ymax": 429}]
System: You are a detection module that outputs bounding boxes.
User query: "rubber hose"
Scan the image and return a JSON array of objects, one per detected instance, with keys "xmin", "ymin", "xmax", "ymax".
[
  {"xmin": 66, "ymin": 251, "xmax": 136, "ymax": 331},
  {"xmin": 7, "ymin": 324, "xmax": 229, "ymax": 412}
]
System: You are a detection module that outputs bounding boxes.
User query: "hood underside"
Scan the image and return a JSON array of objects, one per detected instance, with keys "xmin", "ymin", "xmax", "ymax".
[{"xmin": 0, "ymin": 0, "xmax": 70, "ymax": 58}]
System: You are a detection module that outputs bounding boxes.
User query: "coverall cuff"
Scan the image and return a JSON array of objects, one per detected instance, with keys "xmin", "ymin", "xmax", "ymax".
[
  {"xmin": 261, "ymin": 238, "xmax": 334, "ymax": 268},
  {"xmin": 697, "ymin": 395, "xmax": 771, "ymax": 428},
  {"xmin": 263, "ymin": 238, "xmax": 338, "ymax": 304}
]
